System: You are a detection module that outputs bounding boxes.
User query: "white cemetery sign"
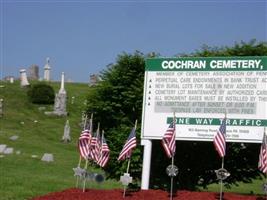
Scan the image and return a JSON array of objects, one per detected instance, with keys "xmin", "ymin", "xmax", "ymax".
[
  {"xmin": 140, "ymin": 56, "xmax": 267, "ymax": 190},
  {"xmin": 141, "ymin": 56, "xmax": 267, "ymax": 143}
]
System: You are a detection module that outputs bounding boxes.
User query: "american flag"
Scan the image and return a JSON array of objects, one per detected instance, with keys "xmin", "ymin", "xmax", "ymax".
[
  {"xmin": 258, "ymin": 132, "xmax": 267, "ymax": 173},
  {"xmin": 213, "ymin": 117, "xmax": 227, "ymax": 158},
  {"xmin": 97, "ymin": 133, "xmax": 110, "ymax": 167},
  {"xmin": 161, "ymin": 119, "xmax": 176, "ymax": 158},
  {"xmin": 118, "ymin": 127, "xmax": 137, "ymax": 161},
  {"xmin": 90, "ymin": 129, "xmax": 101, "ymax": 162},
  {"xmin": 78, "ymin": 129, "xmax": 92, "ymax": 160}
]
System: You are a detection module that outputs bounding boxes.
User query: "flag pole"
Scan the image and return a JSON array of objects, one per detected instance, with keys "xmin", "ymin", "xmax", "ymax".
[
  {"xmin": 123, "ymin": 158, "xmax": 131, "ymax": 198},
  {"xmin": 219, "ymin": 156, "xmax": 224, "ymax": 200},
  {"xmin": 82, "ymin": 113, "xmax": 93, "ymax": 192},
  {"xmin": 170, "ymin": 156, "xmax": 174, "ymax": 200},
  {"xmin": 170, "ymin": 112, "xmax": 176, "ymax": 200},
  {"xmin": 82, "ymin": 160, "xmax": 88, "ymax": 192},
  {"xmin": 76, "ymin": 114, "xmax": 88, "ymax": 188},
  {"xmin": 98, "ymin": 129, "xmax": 104, "ymax": 168},
  {"xmin": 219, "ymin": 112, "xmax": 227, "ymax": 200},
  {"xmin": 122, "ymin": 119, "xmax": 137, "ymax": 198}
]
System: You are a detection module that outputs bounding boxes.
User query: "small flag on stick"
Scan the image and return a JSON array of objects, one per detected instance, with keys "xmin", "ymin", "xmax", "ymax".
[
  {"xmin": 78, "ymin": 129, "xmax": 92, "ymax": 160},
  {"xmin": 118, "ymin": 123, "xmax": 137, "ymax": 161},
  {"xmin": 90, "ymin": 123, "xmax": 101, "ymax": 162},
  {"xmin": 161, "ymin": 115, "xmax": 176, "ymax": 158},
  {"xmin": 213, "ymin": 116, "xmax": 227, "ymax": 158},
  {"xmin": 259, "ymin": 130, "xmax": 267, "ymax": 173},
  {"xmin": 98, "ymin": 131, "xmax": 110, "ymax": 167}
]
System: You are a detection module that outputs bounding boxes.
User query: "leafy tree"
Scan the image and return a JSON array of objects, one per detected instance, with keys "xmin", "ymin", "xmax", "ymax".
[
  {"xmin": 85, "ymin": 51, "xmax": 147, "ymax": 183},
  {"xmin": 27, "ymin": 83, "xmax": 55, "ymax": 104},
  {"xmin": 86, "ymin": 40, "xmax": 267, "ymax": 190}
]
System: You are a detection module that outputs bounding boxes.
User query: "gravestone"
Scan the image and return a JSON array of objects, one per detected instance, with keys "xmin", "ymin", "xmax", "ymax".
[
  {"xmin": 120, "ymin": 173, "xmax": 133, "ymax": 186},
  {"xmin": 10, "ymin": 76, "xmax": 14, "ymax": 83},
  {"xmin": 3, "ymin": 147, "xmax": 13, "ymax": 154},
  {"xmin": 41, "ymin": 153, "xmax": 54, "ymax": 162},
  {"xmin": 0, "ymin": 144, "xmax": 7, "ymax": 153},
  {"xmin": 9, "ymin": 135, "xmax": 19, "ymax": 141},
  {"xmin": 20, "ymin": 69, "xmax": 30, "ymax": 87},
  {"xmin": 62, "ymin": 120, "xmax": 71, "ymax": 142},
  {"xmin": 45, "ymin": 72, "xmax": 67, "ymax": 116},
  {"xmin": 28, "ymin": 64, "xmax": 39, "ymax": 80},
  {"xmin": 0, "ymin": 99, "xmax": 3, "ymax": 117},
  {"xmin": 43, "ymin": 57, "xmax": 51, "ymax": 81},
  {"xmin": 54, "ymin": 72, "xmax": 67, "ymax": 115},
  {"xmin": 89, "ymin": 74, "xmax": 99, "ymax": 86}
]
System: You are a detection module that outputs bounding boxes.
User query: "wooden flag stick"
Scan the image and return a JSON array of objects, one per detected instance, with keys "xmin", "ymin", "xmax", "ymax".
[
  {"xmin": 219, "ymin": 157, "xmax": 225, "ymax": 200},
  {"xmin": 123, "ymin": 120, "xmax": 137, "ymax": 198},
  {"xmin": 123, "ymin": 158, "xmax": 131, "ymax": 198},
  {"xmin": 219, "ymin": 113, "xmax": 227, "ymax": 200},
  {"xmin": 82, "ymin": 113, "xmax": 93, "ymax": 192},
  {"xmin": 82, "ymin": 160, "xmax": 88, "ymax": 192},
  {"xmin": 169, "ymin": 112, "xmax": 176, "ymax": 200},
  {"xmin": 83, "ymin": 114, "xmax": 88, "ymax": 130},
  {"xmin": 90, "ymin": 113, "xmax": 94, "ymax": 131},
  {"xmin": 125, "ymin": 119, "xmax": 137, "ymax": 175},
  {"xmin": 75, "ymin": 114, "xmax": 88, "ymax": 188},
  {"xmin": 170, "ymin": 156, "xmax": 174, "ymax": 200}
]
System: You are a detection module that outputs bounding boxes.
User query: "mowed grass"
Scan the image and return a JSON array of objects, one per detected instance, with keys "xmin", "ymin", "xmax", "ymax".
[
  {"xmin": 0, "ymin": 81, "xmax": 121, "ymax": 200},
  {"xmin": 201, "ymin": 178, "xmax": 265, "ymax": 195}
]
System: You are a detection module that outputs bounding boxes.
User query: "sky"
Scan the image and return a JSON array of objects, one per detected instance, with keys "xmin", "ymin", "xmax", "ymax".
[{"xmin": 0, "ymin": 0, "xmax": 266, "ymax": 83}]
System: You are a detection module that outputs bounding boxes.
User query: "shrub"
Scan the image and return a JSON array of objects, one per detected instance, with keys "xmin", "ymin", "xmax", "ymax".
[{"xmin": 27, "ymin": 83, "xmax": 55, "ymax": 104}]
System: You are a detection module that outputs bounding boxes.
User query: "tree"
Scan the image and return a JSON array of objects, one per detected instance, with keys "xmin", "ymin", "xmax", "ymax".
[
  {"xmin": 27, "ymin": 83, "xmax": 55, "ymax": 104},
  {"xmin": 85, "ymin": 51, "xmax": 147, "ymax": 183}
]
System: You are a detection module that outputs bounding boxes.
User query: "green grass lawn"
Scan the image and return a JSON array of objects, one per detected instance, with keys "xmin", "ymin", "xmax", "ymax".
[
  {"xmin": 0, "ymin": 81, "xmax": 121, "ymax": 200},
  {"xmin": 201, "ymin": 178, "xmax": 265, "ymax": 195}
]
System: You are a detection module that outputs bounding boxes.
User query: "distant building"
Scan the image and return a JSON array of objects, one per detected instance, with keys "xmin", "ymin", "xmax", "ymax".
[
  {"xmin": 28, "ymin": 65, "xmax": 39, "ymax": 80},
  {"xmin": 89, "ymin": 74, "xmax": 99, "ymax": 86}
]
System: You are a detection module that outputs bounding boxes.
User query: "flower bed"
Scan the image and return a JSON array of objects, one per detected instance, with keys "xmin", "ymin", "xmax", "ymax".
[{"xmin": 32, "ymin": 188, "xmax": 265, "ymax": 200}]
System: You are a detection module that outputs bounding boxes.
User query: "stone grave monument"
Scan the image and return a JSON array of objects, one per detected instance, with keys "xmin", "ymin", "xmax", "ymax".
[
  {"xmin": 41, "ymin": 153, "xmax": 54, "ymax": 162},
  {"xmin": 62, "ymin": 119, "xmax": 71, "ymax": 142},
  {"xmin": 43, "ymin": 57, "xmax": 51, "ymax": 81},
  {"xmin": 45, "ymin": 72, "xmax": 67, "ymax": 116},
  {"xmin": 10, "ymin": 77, "xmax": 14, "ymax": 83},
  {"xmin": 20, "ymin": 69, "xmax": 30, "ymax": 87},
  {"xmin": 28, "ymin": 64, "xmax": 39, "ymax": 80}
]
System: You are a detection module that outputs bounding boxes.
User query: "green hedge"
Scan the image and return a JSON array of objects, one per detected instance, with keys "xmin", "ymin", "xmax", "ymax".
[{"xmin": 27, "ymin": 83, "xmax": 55, "ymax": 104}]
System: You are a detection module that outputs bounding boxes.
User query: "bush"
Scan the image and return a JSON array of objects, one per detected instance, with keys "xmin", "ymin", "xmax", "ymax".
[{"xmin": 27, "ymin": 83, "xmax": 55, "ymax": 104}]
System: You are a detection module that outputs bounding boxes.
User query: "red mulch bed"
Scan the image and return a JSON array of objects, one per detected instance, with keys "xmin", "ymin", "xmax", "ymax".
[{"xmin": 31, "ymin": 188, "xmax": 265, "ymax": 200}]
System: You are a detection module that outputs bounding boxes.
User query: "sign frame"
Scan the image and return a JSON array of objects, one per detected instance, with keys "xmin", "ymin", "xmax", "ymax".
[{"xmin": 141, "ymin": 56, "xmax": 267, "ymax": 143}]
